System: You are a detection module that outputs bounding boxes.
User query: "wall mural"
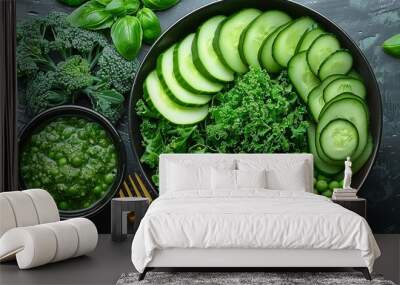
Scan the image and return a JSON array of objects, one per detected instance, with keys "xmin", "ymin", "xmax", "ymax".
[{"xmin": 16, "ymin": 0, "xmax": 399, "ymax": 234}]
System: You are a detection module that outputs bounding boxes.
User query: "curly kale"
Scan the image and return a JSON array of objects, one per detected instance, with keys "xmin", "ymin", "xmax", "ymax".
[
  {"xmin": 206, "ymin": 67, "xmax": 309, "ymax": 153},
  {"xmin": 17, "ymin": 12, "xmax": 138, "ymax": 123},
  {"xmin": 136, "ymin": 67, "xmax": 310, "ymax": 185}
]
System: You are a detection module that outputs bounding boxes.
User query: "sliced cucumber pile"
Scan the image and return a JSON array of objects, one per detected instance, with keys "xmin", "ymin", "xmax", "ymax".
[
  {"xmin": 258, "ymin": 23, "xmax": 290, "ymax": 73},
  {"xmin": 157, "ymin": 45, "xmax": 211, "ymax": 106},
  {"xmin": 296, "ymin": 27, "xmax": 325, "ymax": 53},
  {"xmin": 174, "ymin": 34, "xmax": 224, "ymax": 94},
  {"xmin": 239, "ymin": 10, "xmax": 291, "ymax": 67},
  {"xmin": 214, "ymin": 8, "xmax": 261, "ymax": 74},
  {"xmin": 139, "ymin": 8, "xmax": 373, "ymax": 187},
  {"xmin": 193, "ymin": 16, "xmax": 235, "ymax": 83},
  {"xmin": 144, "ymin": 71, "xmax": 209, "ymax": 125},
  {"xmin": 307, "ymin": 33, "xmax": 341, "ymax": 75},
  {"xmin": 272, "ymin": 17, "xmax": 317, "ymax": 67},
  {"xmin": 288, "ymin": 51, "xmax": 320, "ymax": 103}
]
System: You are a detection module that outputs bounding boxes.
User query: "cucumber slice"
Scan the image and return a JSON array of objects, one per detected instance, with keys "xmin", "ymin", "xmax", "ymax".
[
  {"xmin": 174, "ymin": 34, "xmax": 223, "ymax": 95},
  {"xmin": 239, "ymin": 10, "xmax": 291, "ymax": 67},
  {"xmin": 317, "ymin": 93, "xmax": 369, "ymax": 163},
  {"xmin": 348, "ymin": 69, "xmax": 363, "ymax": 81},
  {"xmin": 318, "ymin": 49, "xmax": 353, "ymax": 80},
  {"xmin": 352, "ymin": 134, "xmax": 373, "ymax": 174},
  {"xmin": 307, "ymin": 74, "xmax": 346, "ymax": 122},
  {"xmin": 157, "ymin": 45, "xmax": 211, "ymax": 106},
  {"xmin": 320, "ymin": 119, "xmax": 359, "ymax": 161},
  {"xmin": 323, "ymin": 77, "xmax": 366, "ymax": 102},
  {"xmin": 214, "ymin": 8, "xmax": 261, "ymax": 73},
  {"xmin": 288, "ymin": 51, "xmax": 320, "ymax": 103},
  {"xmin": 307, "ymin": 123, "xmax": 343, "ymax": 176},
  {"xmin": 144, "ymin": 71, "xmax": 209, "ymax": 125},
  {"xmin": 307, "ymin": 33, "xmax": 341, "ymax": 75},
  {"xmin": 258, "ymin": 23, "xmax": 290, "ymax": 73},
  {"xmin": 296, "ymin": 27, "xmax": 325, "ymax": 53},
  {"xmin": 272, "ymin": 17, "xmax": 317, "ymax": 67},
  {"xmin": 193, "ymin": 16, "xmax": 235, "ymax": 83}
]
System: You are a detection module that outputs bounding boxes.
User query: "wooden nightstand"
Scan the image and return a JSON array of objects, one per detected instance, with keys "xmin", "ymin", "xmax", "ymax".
[{"xmin": 332, "ymin": 198, "xmax": 366, "ymax": 218}]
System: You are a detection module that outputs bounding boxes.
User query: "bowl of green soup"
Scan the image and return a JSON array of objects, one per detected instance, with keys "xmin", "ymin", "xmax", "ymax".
[{"xmin": 18, "ymin": 105, "xmax": 126, "ymax": 218}]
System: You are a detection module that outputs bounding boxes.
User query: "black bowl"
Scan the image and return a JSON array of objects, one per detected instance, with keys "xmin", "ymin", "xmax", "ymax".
[
  {"xmin": 129, "ymin": 0, "xmax": 382, "ymax": 194},
  {"xmin": 18, "ymin": 105, "xmax": 127, "ymax": 218}
]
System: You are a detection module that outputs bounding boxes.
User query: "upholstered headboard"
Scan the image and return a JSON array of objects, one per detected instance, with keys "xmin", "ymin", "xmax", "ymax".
[{"xmin": 159, "ymin": 153, "xmax": 314, "ymax": 195}]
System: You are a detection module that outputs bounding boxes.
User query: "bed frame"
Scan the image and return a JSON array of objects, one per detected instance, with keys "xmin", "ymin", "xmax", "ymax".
[
  {"xmin": 139, "ymin": 249, "xmax": 371, "ymax": 280},
  {"xmin": 138, "ymin": 154, "xmax": 372, "ymax": 281}
]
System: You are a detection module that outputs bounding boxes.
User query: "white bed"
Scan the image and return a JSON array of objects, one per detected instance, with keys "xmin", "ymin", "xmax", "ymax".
[{"xmin": 131, "ymin": 154, "xmax": 380, "ymax": 280}]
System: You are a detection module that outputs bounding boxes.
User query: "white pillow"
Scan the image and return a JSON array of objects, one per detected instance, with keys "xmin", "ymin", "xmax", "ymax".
[
  {"xmin": 238, "ymin": 158, "xmax": 310, "ymax": 192},
  {"xmin": 236, "ymin": 169, "xmax": 267, "ymax": 189},
  {"xmin": 211, "ymin": 168, "xmax": 236, "ymax": 190},
  {"xmin": 265, "ymin": 162, "xmax": 308, "ymax": 191},
  {"xmin": 167, "ymin": 163, "xmax": 211, "ymax": 191},
  {"xmin": 166, "ymin": 159, "xmax": 236, "ymax": 192},
  {"xmin": 211, "ymin": 169, "xmax": 267, "ymax": 190}
]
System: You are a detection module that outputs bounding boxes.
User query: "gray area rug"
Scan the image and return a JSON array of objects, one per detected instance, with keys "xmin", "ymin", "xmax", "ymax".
[{"xmin": 117, "ymin": 272, "xmax": 396, "ymax": 285}]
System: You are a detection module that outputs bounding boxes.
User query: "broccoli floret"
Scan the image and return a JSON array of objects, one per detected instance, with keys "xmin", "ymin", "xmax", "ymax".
[
  {"xmin": 25, "ymin": 72, "xmax": 70, "ymax": 115},
  {"xmin": 17, "ymin": 12, "xmax": 139, "ymax": 123},
  {"xmin": 44, "ymin": 12, "xmax": 108, "ymax": 55},
  {"xmin": 56, "ymin": 55, "xmax": 94, "ymax": 93},
  {"xmin": 96, "ymin": 45, "xmax": 139, "ymax": 94}
]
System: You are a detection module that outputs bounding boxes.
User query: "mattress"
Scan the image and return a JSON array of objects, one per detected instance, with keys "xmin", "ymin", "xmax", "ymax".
[{"xmin": 131, "ymin": 189, "xmax": 380, "ymax": 273}]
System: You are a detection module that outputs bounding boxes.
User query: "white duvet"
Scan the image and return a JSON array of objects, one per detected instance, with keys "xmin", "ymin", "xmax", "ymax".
[{"xmin": 131, "ymin": 189, "xmax": 380, "ymax": 273}]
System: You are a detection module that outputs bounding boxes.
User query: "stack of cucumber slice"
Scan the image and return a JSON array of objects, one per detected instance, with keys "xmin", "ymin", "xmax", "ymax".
[{"xmin": 141, "ymin": 8, "xmax": 373, "ymax": 179}]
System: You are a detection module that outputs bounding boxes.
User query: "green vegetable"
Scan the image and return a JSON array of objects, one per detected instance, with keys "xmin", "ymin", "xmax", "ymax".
[
  {"xmin": 322, "ymin": 190, "xmax": 333, "ymax": 198},
  {"xmin": 383, "ymin": 34, "xmax": 400, "ymax": 58},
  {"xmin": 68, "ymin": 1, "xmax": 114, "ymax": 30},
  {"xmin": 16, "ymin": 12, "xmax": 139, "ymax": 122},
  {"xmin": 136, "ymin": 67, "xmax": 309, "ymax": 185},
  {"xmin": 96, "ymin": 45, "xmax": 139, "ymax": 95},
  {"xmin": 142, "ymin": 0, "xmax": 180, "ymax": 10},
  {"xmin": 328, "ymin": 180, "xmax": 340, "ymax": 190},
  {"xmin": 111, "ymin": 16, "xmax": 143, "ymax": 60},
  {"xmin": 21, "ymin": 116, "xmax": 118, "ymax": 211},
  {"xmin": 56, "ymin": 55, "xmax": 95, "ymax": 93},
  {"xmin": 137, "ymin": 8, "xmax": 161, "ymax": 44},
  {"xmin": 105, "ymin": 0, "xmax": 140, "ymax": 16},
  {"xmin": 206, "ymin": 68, "xmax": 309, "ymax": 153},
  {"xmin": 96, "ymin": 0, "xmax": 112, "ymax": 5},
  {"xmin": 316, "ymin": 180, "xmax": 328, "ymax": 192},
  {"xmin": 58, "ymin": 0, "xmax": 88, "ymax": 7}
]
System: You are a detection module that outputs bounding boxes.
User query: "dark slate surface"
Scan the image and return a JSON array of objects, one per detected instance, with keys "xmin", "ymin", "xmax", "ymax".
[{"xmin": 16, "ymin": 0, "xmax": 400, "ymax": 233}]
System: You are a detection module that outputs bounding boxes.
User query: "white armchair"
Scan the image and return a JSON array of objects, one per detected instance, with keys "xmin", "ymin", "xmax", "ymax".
[{"xmin": 0, "ymin": 189, "xmax": 98, "ymax": 269}]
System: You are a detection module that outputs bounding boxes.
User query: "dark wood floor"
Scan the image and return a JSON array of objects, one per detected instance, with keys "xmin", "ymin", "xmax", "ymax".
[{"xmin": 0, "ymin": 235, "xmax": 134, "ymax": 285}]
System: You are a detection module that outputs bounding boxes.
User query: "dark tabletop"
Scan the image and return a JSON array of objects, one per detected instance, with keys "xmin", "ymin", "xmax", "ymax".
[{"xmin": 16, "ymin": 0, "xmax": 400, "ymax": 234}]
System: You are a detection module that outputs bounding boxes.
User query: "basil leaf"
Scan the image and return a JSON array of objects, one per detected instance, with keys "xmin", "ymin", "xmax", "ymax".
[
  {"xmin": 137, "ymin": 8, "xmax": 161, "ymax": 44},
  {"xmin": 105, "ymin": 0, "xmax": 126, "ymax": 15},
  {"xmin": 105, "ymin": 0, "xmax": 139, "ymax": 16},
  {"xmin": 383, "ymin": 34, "xmax": 400, "ymax": 58},
  {"xmin": 95, "ymin": 0, "xmax": 112, "ymax": 5},
  {"xmin": 125, "ymin": 0, "xmax": 140, "ymax": 14},
  {"xmin": 142, "ymin": 0, "xmax": 180, "ymax": 11},
  {"xmin": 68, "ymin": 1, "xmax": 113, "ymax": 30},
  {"xmin": 111, "ymin": 16, "xmax": 143, "ymax": 60}
]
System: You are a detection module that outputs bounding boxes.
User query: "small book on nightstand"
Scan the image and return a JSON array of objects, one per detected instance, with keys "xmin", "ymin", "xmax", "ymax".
[{"xmin": 332, "ymin": 188, "xmax": 358, "ymax": 200}]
